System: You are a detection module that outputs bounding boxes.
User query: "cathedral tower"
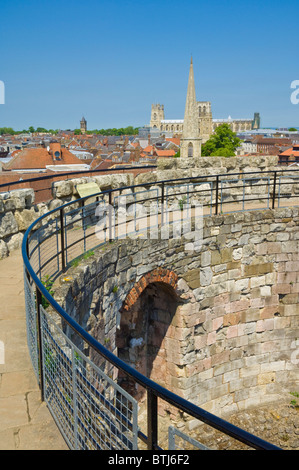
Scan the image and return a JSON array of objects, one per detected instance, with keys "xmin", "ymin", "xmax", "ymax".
[
  {"xmin": 180, "ymin": 58, "xmax": 202, "ymax": 157},
  {"xmin": 150, "ymin": 104, "xmax": 164, "ymax": 129}
]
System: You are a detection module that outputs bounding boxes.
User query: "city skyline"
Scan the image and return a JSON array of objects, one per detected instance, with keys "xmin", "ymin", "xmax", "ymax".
[{"xmin": 0, "ymin": 0, "xmax": 298, "ymax": 130}]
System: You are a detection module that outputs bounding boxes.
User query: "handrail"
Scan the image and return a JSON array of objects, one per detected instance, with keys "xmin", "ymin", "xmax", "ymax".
[
  {"xmin": 21, "ymin": 171, "xmax": 290, "ymax": 450},
  {"xmin": 0, "ymin": 165, "xmax": 157, "ymax": 191}
]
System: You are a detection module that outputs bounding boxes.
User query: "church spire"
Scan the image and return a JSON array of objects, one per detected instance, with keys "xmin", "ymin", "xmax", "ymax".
[
  {"xmin": 180, "ymin": 57, "xmax": 201, "ymax": 157},
  {"xmin": 182, "ymin": 57, "xmax": 198, "ymax": 138}
]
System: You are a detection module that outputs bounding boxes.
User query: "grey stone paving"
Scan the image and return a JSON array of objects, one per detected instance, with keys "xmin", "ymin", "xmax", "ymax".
[{"xmin": 0, "ymin": 249, "xmax": 68, "ymax": 450}]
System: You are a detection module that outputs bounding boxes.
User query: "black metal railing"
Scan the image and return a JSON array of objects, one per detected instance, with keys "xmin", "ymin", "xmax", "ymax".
[{"xmin": 21, "ymin": 169, "xmax": 299, "ymax": 450}]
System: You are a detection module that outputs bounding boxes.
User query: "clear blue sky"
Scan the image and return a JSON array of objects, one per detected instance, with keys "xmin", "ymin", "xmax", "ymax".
[{"xmin": 0, "ymin": 0, "xmax": 298, "ymax": 130}]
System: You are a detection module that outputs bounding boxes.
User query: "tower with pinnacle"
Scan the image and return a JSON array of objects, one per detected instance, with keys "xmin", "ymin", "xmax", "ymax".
[
  {"xmin": 180, "ymin": 58, "xmax": 202, "ymax": 157},
  {"xmin": 80, "ymin": 116, "xmax": 87, "ymax": 134}
]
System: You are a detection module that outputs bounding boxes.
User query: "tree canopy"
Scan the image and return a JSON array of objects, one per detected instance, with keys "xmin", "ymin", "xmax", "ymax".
[
  {"xmin": 202, "ymin": 124, "xmax": 241, "ymax": 157},
  {"xmin": 0, "ymin": 125, "xmax": 139, "ymax": 136}
]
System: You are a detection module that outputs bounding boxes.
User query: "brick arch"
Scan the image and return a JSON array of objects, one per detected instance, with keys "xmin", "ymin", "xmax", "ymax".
[{"xmin": 122, "ymin": 268, "xmax": 178, "ymax": 312}]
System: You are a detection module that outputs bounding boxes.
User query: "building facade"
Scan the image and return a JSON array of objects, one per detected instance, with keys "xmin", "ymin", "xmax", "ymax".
[{"xmin": 149, "ymin": 63, "xmax": 260, "ymax": 143}]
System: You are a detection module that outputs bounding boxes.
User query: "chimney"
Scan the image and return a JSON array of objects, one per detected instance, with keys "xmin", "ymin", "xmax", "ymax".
[{"xmin": 49, "ymin": 142, "xmax": 62, "ymax": 161}]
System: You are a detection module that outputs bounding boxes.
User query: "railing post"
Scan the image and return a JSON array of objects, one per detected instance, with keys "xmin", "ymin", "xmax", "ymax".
[
  {"xmin": 215, "ymin": 175, "xmax": 219, "ymax": 215},
  {"xmin": 108, "ymin": 191, "xmax": 113, "ymax": 242},
  {"xmin": 35, "ymin": 287, "xmax": 45, "ymax": 402},
  {"xmin": 81, "ymin": 198, "xmax": 86, "ymax": 252},
  {"xmin": 72, "ymin": 347, "xmax": 79, "ymax": 449},
  {"xmin": 161, "ymin": 182, "xmax": 165, "ymax": 226},
  {"xmin": 147, "ymin": 390, "xmax": 158, "ymax": 450},
  {"xmin": 59, "ymin": 208, "xmax": 66, "ymax": 272},
  {"xmin": 272, "ymin": 171, "xmax": 277, "ymax": 209}
]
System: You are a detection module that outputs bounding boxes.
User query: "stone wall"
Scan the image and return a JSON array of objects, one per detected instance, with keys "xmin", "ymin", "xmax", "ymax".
[
  {"xmin": 2, "ymin": 155, "xmax": 299, "ymax": 259},
  {"xmin": 0, "ymin": 188, "xmax": 49, "ymax": 258},
  {"xmin": 51, "ymin": 207, "xmax": 299, "ymax": 419}
]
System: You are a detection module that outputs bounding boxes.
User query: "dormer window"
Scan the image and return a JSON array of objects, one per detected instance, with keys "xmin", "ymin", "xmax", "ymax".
[{"xmin": 54, "ymin": 151, "xmax": 61, "ymax": 160}]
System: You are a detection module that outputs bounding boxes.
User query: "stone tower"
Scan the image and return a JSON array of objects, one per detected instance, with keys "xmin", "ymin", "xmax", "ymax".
[
  {"xmin": 252, "ymin": 112, "xmax": 261, "ymax": 130},
  {"xmin": 80, "ymin": 116, "xmax": 87, "ymax": 134},
  {"xmin": 150, "ymin": 104, "xmax": 165, "ymax": 129},
  {"xmin": 180, "ymin": 58, "xmax": 201, "ymax": 157}
]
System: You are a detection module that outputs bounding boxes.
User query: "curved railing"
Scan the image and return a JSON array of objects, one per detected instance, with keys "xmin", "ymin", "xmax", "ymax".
[{"xmin": 22, "ymin": 169, "xmax": 299, "ymax": 450}]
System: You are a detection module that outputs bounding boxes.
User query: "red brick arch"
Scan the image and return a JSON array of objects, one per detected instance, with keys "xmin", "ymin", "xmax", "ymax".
[{"xmin": 122, "ymin": 268, "xmax": 178, "ymax": 312}]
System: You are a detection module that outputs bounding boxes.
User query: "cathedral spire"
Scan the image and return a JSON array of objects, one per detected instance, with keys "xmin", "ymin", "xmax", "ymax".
[{"xmin": 180, "ymin": 58, "xmax": 201, "ymax": 157}]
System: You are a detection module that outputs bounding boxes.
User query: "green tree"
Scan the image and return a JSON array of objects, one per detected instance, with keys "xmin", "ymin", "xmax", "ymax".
[
  {"xmin": 0, "ymin": 127, "xmax": 15, "ymax": 135},
  {"xmin": 202, "ymin": 124, "xmax": 241, "ymax": 157},
  {"xmin": 288, "ymin": 127, "xmax": 297, "ymax": 132}
]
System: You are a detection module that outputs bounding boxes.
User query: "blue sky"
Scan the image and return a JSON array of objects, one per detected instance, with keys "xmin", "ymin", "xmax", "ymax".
[{"xmin": 0, "ymin": 0, "xmax": 298, "ymax": 130}]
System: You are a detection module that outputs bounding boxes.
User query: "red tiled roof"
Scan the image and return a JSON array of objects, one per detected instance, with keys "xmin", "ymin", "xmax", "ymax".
[
  {"xmin": 279, "ymin": 146, "xmax": 299, "ymax": 157},
  {"xmin": 143, "ymin": 145, "xmax": 153, "ymax": 153},
  {"xmin": 166, "ymin": 137, "xmax": 180, "ymax": 146},
  {"xmin": 4, "ymin": 144, "xmax": 83, "ymax": 170},
  {"xmin": 156, "ymin": 150, "xmax": 176, "ymax": 157}
]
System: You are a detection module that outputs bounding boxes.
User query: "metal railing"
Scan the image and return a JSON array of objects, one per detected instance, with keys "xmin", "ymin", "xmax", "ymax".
[
  {"xmin": 0, "ymin": 165, "xmax": 157, "ymax": 203},
  {"xmin": 22, "ymin": 169, "xmax": 299, "ymax": 451}
]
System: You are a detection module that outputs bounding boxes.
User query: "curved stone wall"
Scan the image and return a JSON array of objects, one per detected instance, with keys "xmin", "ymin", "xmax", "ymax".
[{"xmin": 52, "ymin": 207, "xmax": 299, "ymax": 418}]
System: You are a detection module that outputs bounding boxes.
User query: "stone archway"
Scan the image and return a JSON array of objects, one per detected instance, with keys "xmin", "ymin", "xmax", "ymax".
[{"xmin": 116, "ymin": 269, "xmax": 180, "ymax": 400}]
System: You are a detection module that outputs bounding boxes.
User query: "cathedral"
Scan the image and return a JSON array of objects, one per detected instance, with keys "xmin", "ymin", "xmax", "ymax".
[{"xmin": 150, "ymin": 59, "xmax": 260, "ymax": 155}]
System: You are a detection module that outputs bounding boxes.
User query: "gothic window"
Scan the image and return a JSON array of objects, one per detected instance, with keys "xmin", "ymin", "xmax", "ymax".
[
  {"xmin": 153, "ymin": 113, "xmax": 157, "ymax": 120},
  {"xmin": 188, "ymin": 142, "xmax": 193, "ymax": 157}
]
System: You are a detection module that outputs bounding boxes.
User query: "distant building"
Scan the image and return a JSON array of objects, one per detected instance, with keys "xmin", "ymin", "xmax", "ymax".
[
  {"xmin": 3, "ymin": 142, "xmax": 90, "ymax": 172},
  {"xmin": 278, "ymin": 143, "xmax": 299, "ymax": 165},
  {"xmin": 180, "ymin": 57, "xmax": 201, "ymax": 158},
  {"xmin": 80, "ymin": 116, "xmax": 87, "ymax": 134},
  {"xmin": 149, "ymin": 61, "xmax": 260, "ymax": 143}
]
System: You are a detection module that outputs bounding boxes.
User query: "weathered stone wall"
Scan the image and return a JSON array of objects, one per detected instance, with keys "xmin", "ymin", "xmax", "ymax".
[
  {"xmin": 52, "ymin": 207, "xmax": 299, "ymax": 418},
  {"xmin": 0, "ymin": 188, "xmax": 50, "ymax": 258},
  {"xmin": 2, "ymin": 155, "xmax": 299, "ymax": 259}
]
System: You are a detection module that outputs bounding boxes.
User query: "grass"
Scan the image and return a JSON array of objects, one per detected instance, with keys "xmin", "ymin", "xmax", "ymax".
[
  {"xmin": 290, "ymin": 391, "xmax": 299, "ymax": 408},
  {"xmin": 71, "ymin": 250, "xmax": 94, "ymax": 268}
]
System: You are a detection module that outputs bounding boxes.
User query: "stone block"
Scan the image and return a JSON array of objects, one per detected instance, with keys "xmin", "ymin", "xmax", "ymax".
[
  {"xmin": 244, "ymin": 263, "xmax": 273, "ymax": 277},
  {"xmin": 0, "ymin": 212, "xmax": 19, "ymax": 238},
  {"xmin": 14, "ymin": 208, "xmax": 37, "ymax": 231},
  {"xmin": 53, "ymin": 180, "xmax": 74, "ymax": 198},
  {"xmin": 200, "ymin": 267, "xmax": 213, "ymax": 286},
  {"xmin": 0, "ymin": 239, "xmax": 8, "ymax": 259}
]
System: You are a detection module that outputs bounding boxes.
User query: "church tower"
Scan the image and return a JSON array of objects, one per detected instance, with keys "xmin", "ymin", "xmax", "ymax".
[
  {"xmin": 180, "ymin": 58, "xmax": 202, "ymax": 157},
  {"xmin": 80, "ymin": 116, "xmax": 87, "ymax": 134},
  {"xmin": 150, "ymin": 104, "xmax": 164, "ymax": 129}
]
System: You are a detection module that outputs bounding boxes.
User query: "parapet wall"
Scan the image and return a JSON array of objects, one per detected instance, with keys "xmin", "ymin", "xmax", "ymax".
[
  {"xmin": 1, "ymin": 155, "xmax": 297, "ymax": 260},
  {"xmin": 52, "ymin": 207, "xmax": 299, "ymax": 418}
]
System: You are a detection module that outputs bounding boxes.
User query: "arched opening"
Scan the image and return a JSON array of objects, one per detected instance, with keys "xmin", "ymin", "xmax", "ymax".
[
  {"xmin": 116, "ymin": 281, "xmax": 180, "ymax": 401},
  {"xmin": 188, "ymin": 142, "xmax": 193, "ymax": 157}
]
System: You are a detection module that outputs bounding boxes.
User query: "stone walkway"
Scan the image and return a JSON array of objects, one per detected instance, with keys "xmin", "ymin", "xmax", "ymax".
[{"xmin": 0, "ymin": 249, "xmax": 68, "ymax": 450}]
